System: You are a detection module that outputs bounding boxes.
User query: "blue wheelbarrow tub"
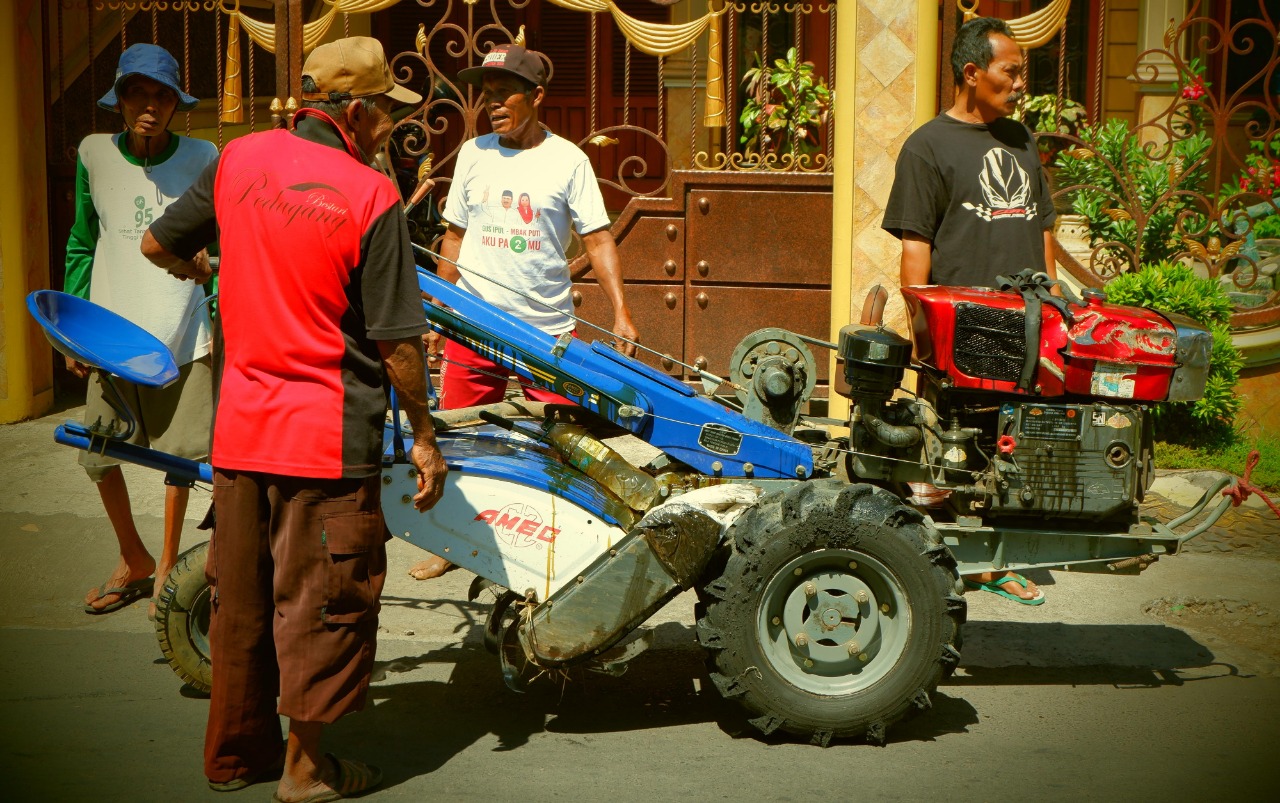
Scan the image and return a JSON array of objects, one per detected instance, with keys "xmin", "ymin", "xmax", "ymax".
[{"xmin": 26, "ymin": 290, "xmax": 179, "ymax": 387}]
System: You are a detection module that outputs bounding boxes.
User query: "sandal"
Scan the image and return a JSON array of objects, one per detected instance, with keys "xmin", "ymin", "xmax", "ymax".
[
  {"xmin": 271, "ymin": 754, "xmax": 382, "ymax": 803},
  {"xmin": 83, "ymin": 577, "xmax": 153, "ymax": 615},
  {"xmin": 964, "ymin": 572, "xmax": 1045, "ymax": 606}
]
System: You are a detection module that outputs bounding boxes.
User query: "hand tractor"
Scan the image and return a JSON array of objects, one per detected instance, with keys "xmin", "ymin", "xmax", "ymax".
[{"xmin": 27, "ymin": 262, "xmax": 1244, "ymax": 746}]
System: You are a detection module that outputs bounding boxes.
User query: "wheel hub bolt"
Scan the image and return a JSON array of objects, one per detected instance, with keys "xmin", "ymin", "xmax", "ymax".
[
  {"xmin": 880, "ymin": 603, "xmax": 890, "ymax": 614},
  {"xmin": 803, "ymin": 582, "xmax": 817, "ymax": 598},
  {"xmin": 771, "ymin": 616, "xmax": 781, "ymax": 626},
  {"xmin": 804, "ymin": 659, "xmax": 814, "ymax": 668},
  {"xmin": 848, "ymin": 561, "xmax": 858, "ymax": 570},
  {"xmin": 858, "ymin": 653, "xmax": 869, "ymax": 662},
  {"xmin": 794, "ymin": 633, "xmax": 809, "ymax": 648},
  {"xmin": 794, "ymin": 568, "xmax": 803, "ymax": 576},
  {"xmin": 855, "ymin": 590, "xmax": 869, "ymax": 604},
  {"xmin": 846, "ymin": 640, "xmax": 860, "ymax": 656}
]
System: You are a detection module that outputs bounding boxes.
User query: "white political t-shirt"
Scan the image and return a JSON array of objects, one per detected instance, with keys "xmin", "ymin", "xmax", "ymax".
[{"xmin": 443, "ymin": 131, "xmax": 610, "ymax": 334}]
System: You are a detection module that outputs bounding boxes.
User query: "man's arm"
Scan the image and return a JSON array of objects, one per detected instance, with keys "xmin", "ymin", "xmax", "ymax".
[
  {"xmin": 582, "ymin": 228, "xmax": 638, "ymax": 356},
  {"xmin": 900, "ymin": 231, "xmax": 933, "ymax": 287},
  {"xmin": 435, "ymin": 223, "xmax": 465, "ymax": 284},
  {"xmin": 63, "ymin": 153, "xmax": 99, "ymax": 378},
  {"xmin": 64, "ymin": 154, "xmax": 98, "ymax": 302},
  {"xmin": 422, "ymin": 223, "xmax": 466, "ymax": 362},
  {"xmin": 142, "ymin": 156, "xmax": 219, "ymax": 282},
  {"xmin": 378, "ymin": 337, "xmax": 447, "ymax": 511},
  {"xmin": 141, "ymin": 230, "xmax": 213, "ymax": 284},
  {"xmin": 1043, "ymin": 229, "xmax": 1060, "ymax": 281}
]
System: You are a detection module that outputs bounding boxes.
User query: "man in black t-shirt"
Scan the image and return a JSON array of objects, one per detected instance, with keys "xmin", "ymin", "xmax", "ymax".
[
  {"xmin": 882, "ymin": 17, "xmax": 1051, "ymax": 605},
  {"xmin": 883, "ymin": 16, "xmax": 1057, "ymax": 290}
]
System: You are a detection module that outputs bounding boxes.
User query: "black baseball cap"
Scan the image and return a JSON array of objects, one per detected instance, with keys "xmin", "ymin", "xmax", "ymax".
[{"xmin": 457, "ymin": 44, "xmax": 547, "ymax": 88}]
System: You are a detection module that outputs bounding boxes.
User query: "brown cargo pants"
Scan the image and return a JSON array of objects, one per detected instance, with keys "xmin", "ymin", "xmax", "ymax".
[{"xmin": 203, "ymin": 469, "xmax": 387, "ymax": 785}]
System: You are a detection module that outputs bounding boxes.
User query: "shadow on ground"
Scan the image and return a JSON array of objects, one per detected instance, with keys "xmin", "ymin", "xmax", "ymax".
[{"xmin": 316, "ymin": 615, "xmax": 1242, "ymax": 792}]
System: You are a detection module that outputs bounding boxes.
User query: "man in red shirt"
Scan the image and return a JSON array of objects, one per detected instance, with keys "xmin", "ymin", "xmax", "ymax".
[{"xmin": 142, "ymin": 37, "xmax": 446, "ymax": 801}]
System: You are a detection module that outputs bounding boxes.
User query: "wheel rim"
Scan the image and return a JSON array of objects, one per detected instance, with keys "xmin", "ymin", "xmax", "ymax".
[
  {"xmin": 188, "ymin": 585, "xmax": 212, "ymax": 661},
  {"xmin": 755, "ymin": 549, "xmax": 911, "ymax": 695}
]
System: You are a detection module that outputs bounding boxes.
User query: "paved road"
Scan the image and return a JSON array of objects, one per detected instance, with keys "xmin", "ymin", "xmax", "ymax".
[{"xmin": 2, "ymin": 408, "xmax": 1279, "ymax": 801}]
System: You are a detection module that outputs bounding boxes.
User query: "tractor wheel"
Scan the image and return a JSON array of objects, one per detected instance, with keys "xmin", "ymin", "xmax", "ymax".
[
  {"xmin": 154, "ymin": 540, "xmax": 213, "ymax": 694},
  {"xmin": 695, "ymin": 480, "xmax": 964, "ymax": 745}
]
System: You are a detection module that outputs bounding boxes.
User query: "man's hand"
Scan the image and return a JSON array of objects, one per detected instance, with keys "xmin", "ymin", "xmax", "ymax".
[
  {"xmin": 380, "ymin": 336, "xmax": 447, "ymax": 512},
  {"xmin": 64, "ymin": 354, "xmax": 90, "ymax": 379},
  {"xmin": 186, "ymin": 250, "xmax": 214, "ymax": 286},
  {"xmin": 165, "ymin": 249, "xmax": 212, "ymax": 284},
  {"xmin": 422, "ymin": 330, "xmax": 442, "ymax": 366},
  {"xmin": 410, "ymin": 438, "xmax": 448, "ymax": 511},
  {"xmin": 611, "ymin": 310, "xmax": 639, "ymax": 357},
  {"xmin": 142, "ymin": 230, "xmax": 213, "ymax": 284}
]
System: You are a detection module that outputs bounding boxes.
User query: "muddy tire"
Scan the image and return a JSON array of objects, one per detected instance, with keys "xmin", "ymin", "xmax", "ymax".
[
  {"xmin": 695, "ymin": 481, "xmax": 964, "ymax": 745},
  {"xmin": 155, "ymin": 540, "xmax": 213, "ymax": 694}
]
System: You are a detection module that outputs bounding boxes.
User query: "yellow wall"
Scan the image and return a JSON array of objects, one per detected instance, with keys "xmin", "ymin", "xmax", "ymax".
[
  {"xmin": 829, "ymin": 0, "xmax": 938, "ymax": 418},
  {"xmin": 0, "ymin": 0, "xmax": 53, "ymax": 423},
  {"xmin": 1104, "ymin": 0, "xmax": 1142, "ymax": 124}
]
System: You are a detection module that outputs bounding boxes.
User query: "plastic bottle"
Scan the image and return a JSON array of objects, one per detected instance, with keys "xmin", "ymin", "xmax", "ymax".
[{"xmin": 543, "ymin": 423, "xmax": 660, "ymax": 511}]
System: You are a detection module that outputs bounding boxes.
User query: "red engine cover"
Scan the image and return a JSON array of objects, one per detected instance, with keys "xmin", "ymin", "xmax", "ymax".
[{"xmin": 900, "ymin": 285, "xmax": 1179, "ymax": 401}]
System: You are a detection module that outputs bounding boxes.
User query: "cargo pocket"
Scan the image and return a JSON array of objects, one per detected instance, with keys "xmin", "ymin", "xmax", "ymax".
[{"xmin": 321, "ymin": 511, "xmax": 386, "ymax": 625}]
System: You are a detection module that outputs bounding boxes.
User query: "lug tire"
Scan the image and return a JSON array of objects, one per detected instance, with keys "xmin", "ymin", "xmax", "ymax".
[
  {"xmin": 154, "ymin": 540, "xmax": 213, "ymax": 694},
  {"xmin": 695, "ymin": 480, "xmax": 964, "ymax": 745}
]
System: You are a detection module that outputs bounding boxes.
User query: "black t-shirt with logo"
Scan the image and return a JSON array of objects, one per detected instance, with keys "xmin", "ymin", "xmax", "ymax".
[{"xmin": 882, "ymin": 113, "xmax": 1055, "ymax": 288}]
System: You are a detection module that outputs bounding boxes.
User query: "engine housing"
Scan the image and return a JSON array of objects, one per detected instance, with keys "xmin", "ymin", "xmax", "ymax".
[
  {"xmin": 977, "ymin": 401, "xmax": 1148, "ymax": 521},
  {"xmin": 900, "ymin": 285, "xmax": 1212, "ymax": 402}
]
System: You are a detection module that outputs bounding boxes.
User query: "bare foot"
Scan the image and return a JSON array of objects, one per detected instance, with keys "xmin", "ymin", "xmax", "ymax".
[
  {"xmin": 85, "ymin": 555, "xmax": 156, "ymax": 612},
  {"xmin": 408, "ymin": 554, "xmax": 456, "ymax": 580},
  {"xmin": 148, "ymin": 562, "xmax": 175, "ymax": 621}
]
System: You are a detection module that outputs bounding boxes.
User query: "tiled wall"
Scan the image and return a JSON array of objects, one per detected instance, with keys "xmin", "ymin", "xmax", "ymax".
[{"xmin": 849, "ymin": 1, "xmax": 923, "ymax": 332}]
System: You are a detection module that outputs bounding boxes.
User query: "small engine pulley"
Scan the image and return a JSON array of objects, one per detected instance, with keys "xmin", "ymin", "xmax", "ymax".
[{"xmin": 729, "ymin": 328, "xmax": 818, "ymax": 434}]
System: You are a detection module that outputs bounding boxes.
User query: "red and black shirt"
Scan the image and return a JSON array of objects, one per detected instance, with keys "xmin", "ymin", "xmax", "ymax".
[{"xmin": 150, "ymin": 111, "xmax": 426, "ymax": 478}]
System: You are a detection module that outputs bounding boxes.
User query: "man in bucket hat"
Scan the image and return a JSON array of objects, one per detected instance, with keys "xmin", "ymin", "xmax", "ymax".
[
  {"xmin": 410, "ymin": 43, "xmax": 639, "ymax": 581},
  {"xmin": 141, "ymin": 36, "xmax": 447, "ymax": 800},
  {"xmin": 65, "ymin": 42, "xmax": 216, "ymax": 620}
]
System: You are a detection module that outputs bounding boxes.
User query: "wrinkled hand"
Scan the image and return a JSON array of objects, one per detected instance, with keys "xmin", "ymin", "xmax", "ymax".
[
  {"xmin": 422, "ymin": 330, "xmax": 442, "ymax": 366},
  {"xmin": 411, "ymin": 440, "xmax": 448, "ymax": 512},
  {"xmin": 64, "ymin": 354, "xmax": 91, "ymax": 379},
  {"xmin": 611, "ymin": 313, "xmax": 639, "ymax": 358},
  {"xmin": 168, "ymin": 249, "xmax": 213, "ymax": 285}
]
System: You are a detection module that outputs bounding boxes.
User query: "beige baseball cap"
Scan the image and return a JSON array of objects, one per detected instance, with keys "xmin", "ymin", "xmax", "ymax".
[{"xmin": 301, "ymin": 36, "xmax": 422, "ymax": 106}]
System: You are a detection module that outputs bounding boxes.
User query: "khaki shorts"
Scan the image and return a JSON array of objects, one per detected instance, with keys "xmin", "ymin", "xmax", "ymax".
[{"xmin": 79, "ymin": 355, "xmax": 212, "ymax": 482}]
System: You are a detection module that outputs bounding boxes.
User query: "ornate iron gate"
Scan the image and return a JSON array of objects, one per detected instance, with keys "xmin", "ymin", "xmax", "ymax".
[{"xmin": 1023, "ymin": 0, "xmax": 1280, "ymax": 330}]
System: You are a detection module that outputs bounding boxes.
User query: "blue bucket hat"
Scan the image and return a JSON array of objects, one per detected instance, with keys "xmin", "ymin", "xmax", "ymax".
[{"xmin": 97, "ymin": 43, "xmax": 199, "ymax": 112}]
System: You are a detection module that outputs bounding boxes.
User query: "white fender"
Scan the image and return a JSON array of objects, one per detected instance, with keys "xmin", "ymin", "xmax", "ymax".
[{"xmin": 382, "ymin": 468, "xmax": 629, "ymax": 601}]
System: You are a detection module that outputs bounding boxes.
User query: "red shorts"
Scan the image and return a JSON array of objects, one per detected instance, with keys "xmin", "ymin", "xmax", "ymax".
[{"xmin": 439, "ymin": 333, "xmax": 576, "ymax": 409}]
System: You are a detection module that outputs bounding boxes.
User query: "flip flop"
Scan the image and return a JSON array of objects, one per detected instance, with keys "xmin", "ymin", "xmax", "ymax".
[
  {"xmin": 270, "ymin": 755, "xmax": 382, "ymax": 803},
  {"xmin": 964, "ymin": 573, "xmax": 1045, "ymax": 606},
  {"xmin": 83, "ymin": 577, "xmax": 153, "ymax": 615}
]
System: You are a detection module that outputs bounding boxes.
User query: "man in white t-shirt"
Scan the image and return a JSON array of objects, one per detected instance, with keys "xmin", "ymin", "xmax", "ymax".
[{"xmin": 412, "ymin": 43, "xmax": 639, "ymax": 580}]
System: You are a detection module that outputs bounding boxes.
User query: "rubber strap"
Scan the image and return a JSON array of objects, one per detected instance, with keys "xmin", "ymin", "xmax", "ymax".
[{"xmin": 996, "ymin": 269, "xmax": 1084, "ymax": 393}]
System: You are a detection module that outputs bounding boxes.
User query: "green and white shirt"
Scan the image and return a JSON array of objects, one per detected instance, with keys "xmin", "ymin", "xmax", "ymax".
[{"xmin": 65, "ymin": 132, "xmax": 218, "ymax": 364}]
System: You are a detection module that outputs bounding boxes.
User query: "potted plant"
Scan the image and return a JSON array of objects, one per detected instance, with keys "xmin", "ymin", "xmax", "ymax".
[
  {"xmin": 1015, "ymin": 94, "xmax": 1088, "ymax": 164},
  {"xmin": 739, "ymin": 47, "xmax": 832, "ymax": 163}
]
